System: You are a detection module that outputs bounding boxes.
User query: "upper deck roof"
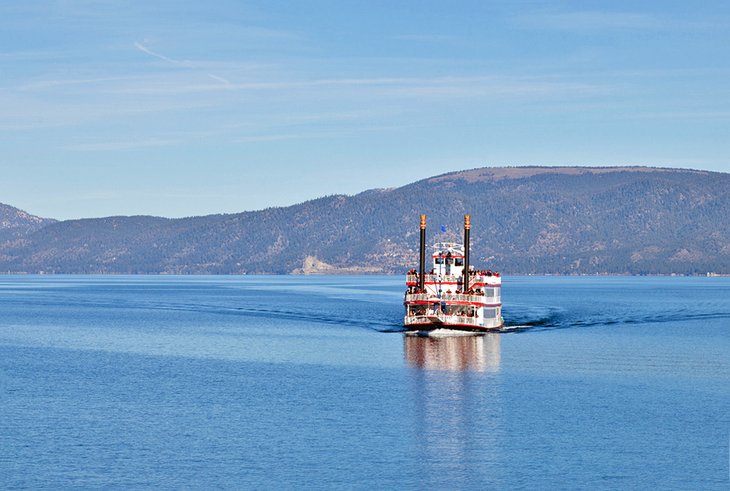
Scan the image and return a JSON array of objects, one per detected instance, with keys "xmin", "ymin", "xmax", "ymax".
[{"xmin": 431, "ymin": 242, "xmax": 464, "ymax": 258}]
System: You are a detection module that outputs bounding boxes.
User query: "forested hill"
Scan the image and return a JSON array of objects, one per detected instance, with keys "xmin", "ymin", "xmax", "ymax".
[
  {"xmin": 1, "ymin": 166, "xmax": 729, "ymax": 275},
  {"xmin": 0, "ymin": 203, "xmax": 55, "ymax": 243}
]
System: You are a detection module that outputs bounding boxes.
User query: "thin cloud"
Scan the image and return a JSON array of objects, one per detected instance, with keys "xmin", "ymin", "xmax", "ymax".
[
  {"xmin": 524, "ymin": 11, "xmax": 664, "ymax": 30},
  {"xmin": 178, "ymin": 109, "xmax": 394, "ymax": 140},
  {"xmin": 134, "ymin": 41, "xmax": 191, "ymax": 66},
  {"xmin": 206, "ymin": 73, "xmax": 232, "ymax": 85},
  {"xmin": 0, "ymin": 49, "xmax": 59, "ymax": 61},
  {"xmin": 518, "ymin": 10, "xmax": 725, "ymax": 31},
  {"xmin": 65, "ymin": 138, "xmax": 181, "ymax": 151},
  {"xmin": 233, "ymin": 124, "xmax": 417, "ymax": 143},
  {"xmin": 111, "ymin": 74, "xmax": 607, "ymax": 98},
  {"xmin": 134, "ymin": 41, "xmax": 233, "ymax": 88},
  {"xmin": 0, "ymin": 90, "xmax": 213, "ymax": 130},
  {"xmin": 630, "ymin": 110, "xmax": 730, "ymax": 121},
  {"xmin": 20, "ymin": 76, "xmax": 138, "ymax": 91},
  {"xmin": 235, "ymin": 134, "xmax": 304, "ymax": 143},
  {"xmin": 394, "ymin": 34, "xmax": 459, "ymax": 43}
]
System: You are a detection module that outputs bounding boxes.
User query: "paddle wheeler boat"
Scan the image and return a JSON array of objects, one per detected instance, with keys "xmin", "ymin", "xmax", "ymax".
[{"xmin": 404, "ymin": 215, "xmax": 504, "ymax": 332}]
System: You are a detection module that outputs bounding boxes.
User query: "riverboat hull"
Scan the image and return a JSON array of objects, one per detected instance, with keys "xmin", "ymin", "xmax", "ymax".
[
  {"xmin": 403, "ymin": 215, "xmax": 504, "ymax": 332},
  {"xmin": 404, "ymin": 319, "xmax": 504, "ymax": 333}
]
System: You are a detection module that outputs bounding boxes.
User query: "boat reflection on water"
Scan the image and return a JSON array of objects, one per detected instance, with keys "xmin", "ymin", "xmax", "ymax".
[
  {"xmin": 403, "ymin": 332, "xmax": 501, "ymax": 372},
  {"xmin": 404, "ymin": 332, "xmax": 504, "ymax": 485}
]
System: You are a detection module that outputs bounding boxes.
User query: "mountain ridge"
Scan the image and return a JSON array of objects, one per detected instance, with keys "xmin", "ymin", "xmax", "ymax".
[
  {"xmin": 1, "ymin": 166, "xmax": 729, "ymax": 275},
  {"xmin": 0, "ymin": 203, "xmax": 56, "ymax": 243},
  {"xmin": 426, "ymin": 165, "xmax": 712, "ymax": 184}
]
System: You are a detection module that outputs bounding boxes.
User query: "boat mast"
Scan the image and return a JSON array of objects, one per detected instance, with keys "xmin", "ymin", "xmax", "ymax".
[
  {"xmin": 463, "ymin": 214, "xmax": 471, "ymax": 292},
  {"xmin": 419, "ymin": 214, "xmax": 427, "ymax": 291}
]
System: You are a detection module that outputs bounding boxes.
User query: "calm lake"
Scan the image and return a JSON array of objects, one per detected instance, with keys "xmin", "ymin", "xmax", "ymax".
[{"xmin": 1, "ymin": 275, "xmax": 728, "ymax": 489}]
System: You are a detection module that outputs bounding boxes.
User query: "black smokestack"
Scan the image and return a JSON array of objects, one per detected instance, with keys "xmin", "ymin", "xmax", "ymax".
[
  {"xmin": 419, "ymin": 215, "xmax": 426, "ymax": 291},
  {"xmin": 463, "ymin": 215, "xmax": 471, "ymax": 292}
]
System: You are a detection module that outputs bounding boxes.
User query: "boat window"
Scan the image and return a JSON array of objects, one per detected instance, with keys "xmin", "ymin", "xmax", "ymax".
[
  {"xmin": 445, "ymin": 257, "xmax": 453, "ymax": 265},
  {"xmin": 435, "ymin": 257, "xmax": 444, "ymax": 264},
  {"xmin": 455, "ymin": 258, "xmax": 464, "ymax": 266},
  {"xmin": 484, "ymin": 288, "xmax": 495, "ymax": 297},
  {"xmin": 483, "ymin": 308, "xmax": 497, "ymax": 319}
]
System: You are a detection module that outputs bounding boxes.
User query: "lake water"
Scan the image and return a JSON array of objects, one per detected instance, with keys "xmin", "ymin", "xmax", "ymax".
[{"xmin": 0, "ymin": 275, "xmax": 728, "ymax": 489}]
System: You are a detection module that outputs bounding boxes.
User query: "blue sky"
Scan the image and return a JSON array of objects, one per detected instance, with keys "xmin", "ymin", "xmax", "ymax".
[{"xmin": 2, "ymin": 1, "xmax": 729, "ymax": 219}]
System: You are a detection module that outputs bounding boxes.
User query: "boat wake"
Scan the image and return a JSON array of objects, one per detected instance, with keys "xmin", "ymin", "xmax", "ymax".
[
  {"xmin": 163, "ymin": 301, "xmax": 730, "ymax": 334},
  {"xmin": 13, "ymin": 288, "xmax": 727, "ymax": 336},
  {"xmin": 502, "ymin": 304, "xmax": 730, "ymax": 333},
  {"xmin": 226, "ymin": 304, "xmax": 404, "ymax": 333},
  {"xmin": 2, "ymin": 294, "xmax": 405, "ymax": 333}
]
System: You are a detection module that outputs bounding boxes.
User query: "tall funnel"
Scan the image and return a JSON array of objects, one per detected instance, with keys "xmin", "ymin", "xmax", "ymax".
[
  {"xmin": 463, "ymin": 215, "xmax": 471, "ymax": 292},
  {"xmin": 419, "ymin": 215, "xmax": 427, "ymax": 291}
]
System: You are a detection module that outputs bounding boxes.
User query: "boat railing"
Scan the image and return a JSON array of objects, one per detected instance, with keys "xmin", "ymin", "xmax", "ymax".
[
  {"xmin": 404, "ymin": 293, "xmax": 432, "ymax": 302},
  {"xmin": 442, "ymin": 293, "xmax": 500, "ymax": 304},
  {"xmin": 404, "ymin": 293, "xmax": 500, "ymax": 304},
  {"xmin": 407, "ymin": 273, "xmax": 502, "ymax": 285},
  {"xmin": 404, "ymin": 315, "xmax": 431, "ymax": 326},
  {"xmin": 443, "ymin": 315, "xmax": 480, "ymax": 326},
  {"xmin": 404, "ymin": 313, "xmax": 481, "ymax": 327},
  {"xmin": 406, "ymin": 274, "xmax": 462, "ymax": 283},
  {"xmin": 468, "ymin": 275, "xmax": 502, "ymax": 286},
  {"xmin": 426, "ymin": 274, "xmax": 459, "ymax": 283}
]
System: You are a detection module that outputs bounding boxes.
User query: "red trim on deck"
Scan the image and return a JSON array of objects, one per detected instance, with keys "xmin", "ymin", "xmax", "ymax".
[
  {"xmin": 406, "ymin": 280, "xmax": 501, "ymax": 288},
  {"xmin": 421, "ymin": 282, "xmax": 501, "ymax": 287},
  {"xmin": 404, "ymin": 300, "xmax": 501, "ymax": 307},
  {"xmin": 403, "ymin": 322, "xmax": 501, "ymax": 331}
]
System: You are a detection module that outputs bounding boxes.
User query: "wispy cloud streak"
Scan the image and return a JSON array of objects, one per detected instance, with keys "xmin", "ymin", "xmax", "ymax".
[
  {"xmin": 232, "ymin": 123, "xmax": 420, "ymax": 143},
  {"xmin": 20, "ymin": 76, "xmax": 138, "ymax": 90},
  {"xmin": 134, "ymin": 41, "xmax": 190, "ymax": 66},
  {"xmin": 134, "ymin": 41, "xmax": 231, "ymax": 85},
  {"xmin": 109, "ymin": 74, "xmax": 606, "ymax": 98},
  {"xmin": 518, "ymin": 10, "xmax": 728, "ymax": 31},
  {"xmin": 65, "ymin": 138, "xmax": 181, "ymax": 151}
]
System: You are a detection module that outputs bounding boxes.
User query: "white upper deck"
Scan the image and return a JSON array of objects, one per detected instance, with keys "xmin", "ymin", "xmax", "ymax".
[
  {"xmin": 431, "ymin": 242, "xmax": 466, "ymax": 277},
  {"xmin": 406, "ymin": 241, "xmax": 502, "ymax": 289}
]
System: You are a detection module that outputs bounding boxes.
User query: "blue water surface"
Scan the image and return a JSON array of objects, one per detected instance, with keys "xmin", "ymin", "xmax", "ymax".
[{"xmin": 0, "ymin": 275, "xmax": 728, "ymax": 489}]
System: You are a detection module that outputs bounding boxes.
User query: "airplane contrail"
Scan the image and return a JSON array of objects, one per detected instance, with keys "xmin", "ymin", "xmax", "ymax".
[
  {"xmin": 207, "ymin": 73, "xmax": 231, "ymax": 85},
  {"xmin": 134, "ymin": 41, "xmax": 192, "ymax": 66},
  {"xmin": 134, "ymin": 41, "xmax": 230, "ymax": 86}
]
